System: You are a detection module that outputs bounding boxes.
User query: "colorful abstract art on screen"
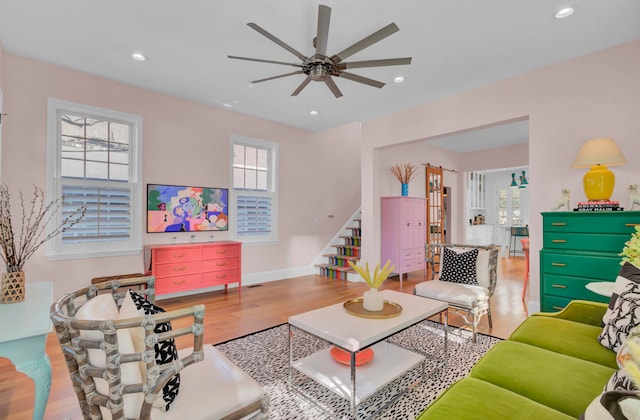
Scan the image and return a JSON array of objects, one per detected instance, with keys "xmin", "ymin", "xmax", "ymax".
[{"xmin": 147, "ymin": 184, "xmax": 228, "ymax": 233}]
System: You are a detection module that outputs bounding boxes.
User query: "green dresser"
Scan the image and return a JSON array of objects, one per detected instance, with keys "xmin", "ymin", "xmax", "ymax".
[{"xmin": 540, "ymin": 211, "xmax": 640, "ymax": 312}]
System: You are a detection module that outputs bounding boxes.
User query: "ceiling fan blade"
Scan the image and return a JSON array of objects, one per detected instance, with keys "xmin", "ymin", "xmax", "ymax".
[
  {"xmin": 228, "ymin": 55, "xmax": 303, "ymax": 68},
  {"xmin": 338, "ymin": 57, "xmax": 412, "ymax": 70},
  {"xmin": 251, "ymin": 70, "xmax": 304, "ymax": 84},
  {"xmin": 291, "ymin": 77, "xmax": 312, "ymax": 96},
  {"xmin": 331, "ymin": 23, "xmax": 399, "ymax": 64},
  {"xmin": 324, "ymin": 77, "xmax": 343, "ymax": 98},
  {"xmin": 315, "ymin": 5, "xmax": 331, "ymax": 56},
  {"xmin": 247, "ymin": 22, "xmax": 308, "ymax": 61},
  {"xmin": 337, "ymin": 71, "xmax": 385, "ymax": 89}
]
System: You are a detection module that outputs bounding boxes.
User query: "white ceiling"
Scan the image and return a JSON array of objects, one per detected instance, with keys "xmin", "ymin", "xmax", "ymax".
[{"xmin": 0, "ymin": 0, "xmax": 639, "ymax": 140}]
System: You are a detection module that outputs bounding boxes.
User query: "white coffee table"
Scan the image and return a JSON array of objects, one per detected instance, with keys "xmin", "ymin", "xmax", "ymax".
[{"xmin": 288, "ymin": 290, "xmax": 448, "ymax": 419}]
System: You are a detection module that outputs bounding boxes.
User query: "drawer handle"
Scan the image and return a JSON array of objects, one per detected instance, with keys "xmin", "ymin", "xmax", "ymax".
[
  {"xmin": 626, "ymin": 223, "xmax": 640, "ymax": 227},
  {"xmin": 551, "ymin": 222, "xmax": 567, "ymax": 226},
  {"xmin": 216, "ymin": 262, "xmax": 227, "ymax": 267},
  {"xmin": 551, "ymin": 239, "xmax": 567, "ymax": 243},
  {"xmin": 173, "ymin": 266, "xmax": 186, "ymax": 272},
  {"xmin": 552, "ymin": 284, "xmax": 567, "ymax": 289},
  {"xmin": 173, "ymin": 279, "xmax": 185, "ymax": 285},
  {"xmin": 173, "ymin": 253, "xmax": 186, "ymax": 258},
  {"xmin": 217, "ymin": 250, "xmax": 228, "ymax": 254},
  {"xmin": 551, "ymin": 262, "xmax": 566, "ymax": 267},
  {"xmin": 216, "ymin": 274, "xmax": 227, "ymax": 279},
  {"xmin": 552, "ymin": 306, "xmax": 565, "ymax": 310}
]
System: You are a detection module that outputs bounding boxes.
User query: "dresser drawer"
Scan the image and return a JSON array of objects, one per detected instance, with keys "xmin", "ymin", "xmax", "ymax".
[
  {"xmin": 155, "ymin": 247, "xmax": 201, "ymax": 262},
  {"xmin": 399, "ymin": 258, "xmax": 425, "ymax": 272},
  {"xmin": 542, "ymin": 274, "xmax": 611, "ymax": 303},
  {"xmin": 154, "ymin": 261, "xmax": 202, "ymax": 278},
  {"xmin": 400, "ymin": 248, "xmax": 425, "ymax": 260},
  {"xmin": 202, "ymin": 257, "xmax": 240, "ymax": 272},
  {"xmin": 155, "ymin": 273, "xmax": 202, "ymax": 294},
  {"xmin": 202, "ymin": 244, "xmax": 240, "ymax": 259},
  {"xmin": 543, "ymin": 232, "xmax": 629, "ymax": 253},
  {"xmin": 544, "ymin": 214, "xmax": 640, "ymax": 234},
  {"xmin": 202, "ymin": 268, "xmax": 240, "ymax": 286},
  {"xmin": 541, "ymin": 252, "xmax": 621, "ymax": 281},
  {"xmin": 541, "ymin": 295, "xmax": 573, "ymax": 312}
]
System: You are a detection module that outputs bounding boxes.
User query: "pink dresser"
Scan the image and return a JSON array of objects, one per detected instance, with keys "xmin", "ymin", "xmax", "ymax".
[
  {"xmin": 146, "ymin": 241, "xmax": 242, "ymax": 296},
  {"xmin": 381, "ymin": 197, "xmax": 426, "ymax": 286}
]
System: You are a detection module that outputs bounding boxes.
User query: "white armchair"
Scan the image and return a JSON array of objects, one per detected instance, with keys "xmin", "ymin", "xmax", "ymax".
[
  {"xmin": 414, "ymin": 244, "xmax": 499, "ymax": 341},
  {"xmin": 50, "ymin": 276, "xmax": 268, "ymax": 419}
]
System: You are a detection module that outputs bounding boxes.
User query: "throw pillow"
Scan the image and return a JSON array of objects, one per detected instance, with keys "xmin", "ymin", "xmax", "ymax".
[
  {"xmin": 76, "ymin": 293, "xmax": 144, "ymax": 419},
  {"xmin": 598, "ymin": 281, "xmax": 640, "ymax": 352},
  {"xmin": 128, "ymin": 290, "xmax": 180, "ymax": 411},
  {"xmin": 580, "ymin": 390, "xmax": 640, "ymax": 420},
  {"xmin": 439, "ymin": 247, "xmax": 479, "ymax": 285},
  {"xmin": 602, "ymin": 262, "xmax": 640, "ymax": 327},
  {"xmin": 604, "ymin": 369, "xmax": 639, "ymax": 393}
]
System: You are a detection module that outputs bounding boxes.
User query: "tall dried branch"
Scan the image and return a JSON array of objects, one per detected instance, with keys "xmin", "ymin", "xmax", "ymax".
[
  {"xmin": 390, "ymin": 163, "xmax": 418, "ymax": 184},
  {"xmin": 0, "ymin": 184, "xmax": 86, "ymax": 272}
]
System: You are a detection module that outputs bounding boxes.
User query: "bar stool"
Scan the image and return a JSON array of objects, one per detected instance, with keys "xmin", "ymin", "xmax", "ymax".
[
  {"xmin": 521, "ymin": 238, "xmax": 530, "ymax": 301},
  {"xmin": 509, "ymin": 225, "xmax": 529, "ymax": 257}
]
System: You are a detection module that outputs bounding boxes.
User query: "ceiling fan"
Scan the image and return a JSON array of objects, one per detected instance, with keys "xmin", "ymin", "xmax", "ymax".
[{"xmin": 228, "ymin": 4, "xmax": 412, "ymax": 98}]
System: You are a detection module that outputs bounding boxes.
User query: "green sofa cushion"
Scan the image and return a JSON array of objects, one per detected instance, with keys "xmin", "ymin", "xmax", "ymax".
[
  {"xmin": 470, "ymin": 341, "xmax": 615, "ymax": 418},
  {"xmin": 509, "ymin": 316, "xmax": 617, "ymax": 369},
  {"xmin": 416, "ymin": 377, "xmax": 574, "ymax": 420}
]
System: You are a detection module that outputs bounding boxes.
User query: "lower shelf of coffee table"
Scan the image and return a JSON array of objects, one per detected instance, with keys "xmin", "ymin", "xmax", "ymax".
[{"xmin": 292, "ymin": 341, "xmax": 425, "ymax": 405}]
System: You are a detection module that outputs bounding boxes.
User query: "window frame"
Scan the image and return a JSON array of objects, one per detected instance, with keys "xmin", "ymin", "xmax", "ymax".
[
  {"xmin": 46, "ymin": 98, "xmax": 143, "ymax": 259},
  {"xmin": 230, "ymin": 136, "xmax": 278, "ymax": 244}
]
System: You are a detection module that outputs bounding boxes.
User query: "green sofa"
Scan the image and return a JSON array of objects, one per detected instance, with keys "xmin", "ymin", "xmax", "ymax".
[{"xmin": 418, "ymin": 300, "xmax": 618, "ymax": 419}]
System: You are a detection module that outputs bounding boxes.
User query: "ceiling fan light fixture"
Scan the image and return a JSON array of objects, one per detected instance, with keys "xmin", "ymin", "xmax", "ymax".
[
  {"xmin": 228, "ymin": 4, "xmax": 411, "ymax": 99},
  {"xmin": 555, "ymin": 7, "xmax": 575, "ymax": 19},
  {"xmin": 131, "ymin": 52, "xmax": 147, "ymax": 61},
  {"xmin": 393, "ymin": 75, "xmax": 405, "ymax": 84}
]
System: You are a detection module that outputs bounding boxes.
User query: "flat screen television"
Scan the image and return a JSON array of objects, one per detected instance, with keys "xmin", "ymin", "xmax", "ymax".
[{"xmin": 147, "ymin": 184, "xmax": 228, "ymax": 233}]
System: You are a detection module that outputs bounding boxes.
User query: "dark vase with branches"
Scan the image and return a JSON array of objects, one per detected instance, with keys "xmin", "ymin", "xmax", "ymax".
[{"xmin": 0, "ymin": 184, "xmax": 85, "ymax": 303}]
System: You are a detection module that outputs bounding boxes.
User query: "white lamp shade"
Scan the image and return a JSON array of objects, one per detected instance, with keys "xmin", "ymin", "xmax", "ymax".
[{"xmin": 572, "ymin": 137, "xmax": 627, "ymax": 168}]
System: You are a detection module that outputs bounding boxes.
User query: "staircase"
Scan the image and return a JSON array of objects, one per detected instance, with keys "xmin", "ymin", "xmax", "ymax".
[{"xmin": 315, "ymin": 217, "xmax": 361, "ymax": 280}]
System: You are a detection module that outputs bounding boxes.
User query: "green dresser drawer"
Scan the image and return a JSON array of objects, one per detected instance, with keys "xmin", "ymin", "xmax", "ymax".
[
  {"xmin": 541, "ymin": 252, "xmax": 621, "ymax": 281},
  {"xmin": 543, "ymin": 232, "xmax": 629, "ymax": 253},
  {"xmin": 541, "ymin": 295, "xmax": 573, "ymax": 312},
  {"xmin": 542, "ymin": 274, "xmax": 611, "ymax": 303},
  {"xmin": 543, "ymin": 212, "xmax": 640, "ymax": 234}
]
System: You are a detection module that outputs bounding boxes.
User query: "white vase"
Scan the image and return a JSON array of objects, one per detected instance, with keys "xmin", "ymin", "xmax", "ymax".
[{"xmin": 363, "ymin": 288, "xmax": 384, "ymax": 311}]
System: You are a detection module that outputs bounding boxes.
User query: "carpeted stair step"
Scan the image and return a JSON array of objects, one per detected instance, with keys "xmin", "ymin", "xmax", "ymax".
[
  {"xmin": 332, "ymin": 244, "xmax": 361, "ymax": 257},
  {"xmin": 315, "ymin": 264, "xmax": 354, "ymax": 280},
  {"xmin": 340, "ymin": 235, "xmax": 361, "ymax": 246},
  {"xmin": 322, "ymin": 254, "xmax": 358, "ymax": 267}
]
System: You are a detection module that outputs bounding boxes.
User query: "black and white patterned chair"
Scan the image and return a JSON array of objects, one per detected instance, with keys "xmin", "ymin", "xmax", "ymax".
[
  {"xmin": 50, "ymin": 275, "xmax": 268, "ymax": 419},
  {"xmin": 414, "ymin": 244, "xmax": 499, "ymax": 341}
]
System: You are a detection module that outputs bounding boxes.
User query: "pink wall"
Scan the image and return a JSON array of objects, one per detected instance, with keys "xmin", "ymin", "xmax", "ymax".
[
  {"xmin": 1, "ymin": 53, "xmax": 361, "ymax": 298},
  {"xmin": 361, "ymin": 39, "xmax": 640, "ymax": 308},
  {"xmin": 0, "ymin": 39, "xmax": 4, "ymax": 89}
]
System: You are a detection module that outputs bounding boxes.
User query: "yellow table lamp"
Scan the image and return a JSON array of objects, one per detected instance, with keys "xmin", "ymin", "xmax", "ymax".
[{"xmin": 572, "ymin": 137, "xmax": 627, "ymax": 201}]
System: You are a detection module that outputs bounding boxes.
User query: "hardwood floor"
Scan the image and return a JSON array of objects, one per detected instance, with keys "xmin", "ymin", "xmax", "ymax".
[{"xmin": 0, "ymin": 256, "xmax": 527, "ymax": 419}]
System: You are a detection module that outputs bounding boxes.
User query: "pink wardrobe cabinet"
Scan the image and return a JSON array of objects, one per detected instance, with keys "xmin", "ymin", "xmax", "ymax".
[{"xmin": 381, "ymin": 196, "xmax": 426, "ymax": 286}]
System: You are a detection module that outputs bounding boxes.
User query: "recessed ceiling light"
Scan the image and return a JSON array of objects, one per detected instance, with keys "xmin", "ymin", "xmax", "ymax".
[
  {"xmin": 393, "ymin": 76, "xmax": 405, "ymax": 84},
  {"xmin": 555, "ymin": 7, "xmax": 575, "ymax": 19},
  {"xmin": 131, "ymin": 52, "xmax": 147, "ymax": 61},
  {"xmin": 309, "ymin": 110, "xmax": 318, "ymax": 116}
]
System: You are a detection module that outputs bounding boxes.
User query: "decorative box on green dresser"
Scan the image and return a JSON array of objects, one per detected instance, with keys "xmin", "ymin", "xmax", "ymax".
[{"xmin": 540, "ymin": 211, "xmax": 640, "ymax": 312}]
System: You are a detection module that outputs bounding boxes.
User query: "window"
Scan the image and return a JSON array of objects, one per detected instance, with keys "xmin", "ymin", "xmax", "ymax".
[
  {"xmin": 46, "ymin": 98, "xmax": 142, "ymax": 258},
  {"xmin": 231, "ymin": 137, "xmax": 278, "ymax": 243}
]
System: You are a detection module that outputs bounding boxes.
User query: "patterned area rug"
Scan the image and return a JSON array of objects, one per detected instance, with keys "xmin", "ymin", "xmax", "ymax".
[{"xmin": 215, "ymin": 321, "xmax": 500, "ymax": 419}]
